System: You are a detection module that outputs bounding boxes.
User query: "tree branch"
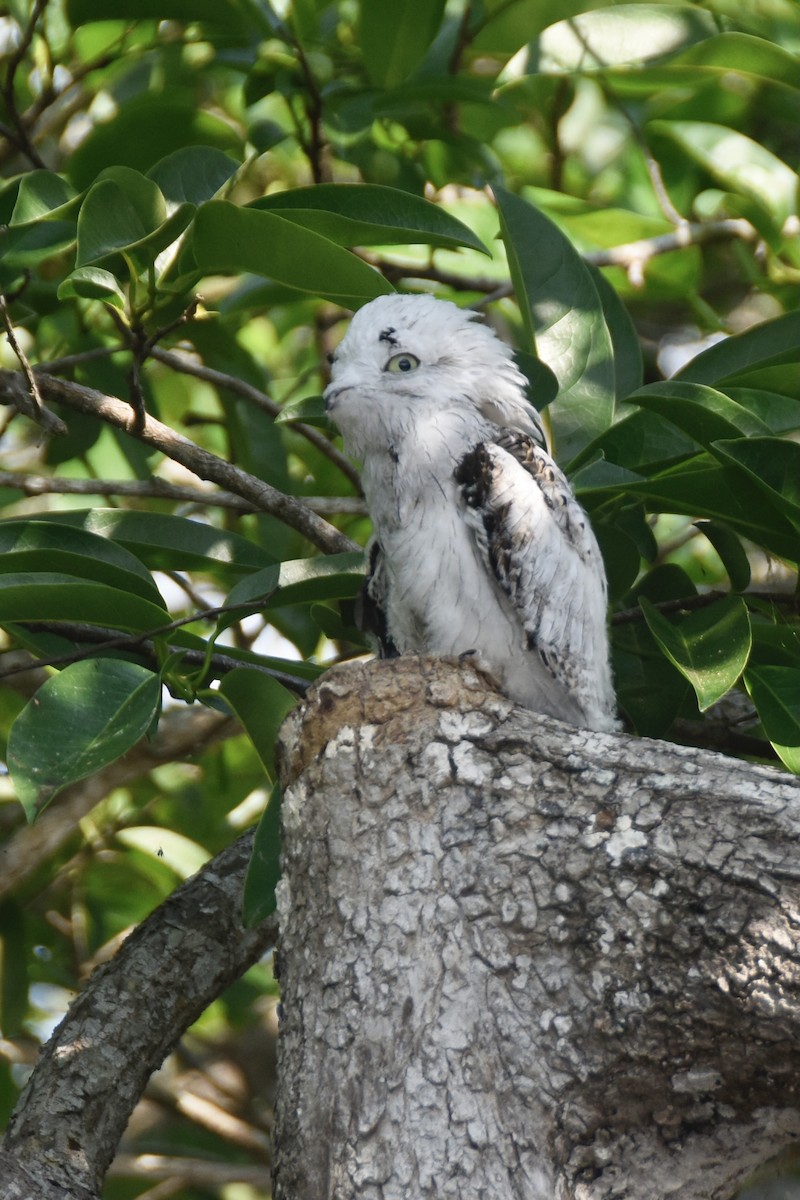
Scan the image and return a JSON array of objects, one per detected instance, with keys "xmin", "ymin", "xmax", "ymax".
[
  {"xmin": 149, "ymin": 346, "xmax": 361, "ymax": 492},
  {"xmin": 0, "ymin": 829, "xmax": 275, "ymax": 1200},
  {"xmin": 0, "ymin": 368, "xmax": 358, "ymax": 554}
]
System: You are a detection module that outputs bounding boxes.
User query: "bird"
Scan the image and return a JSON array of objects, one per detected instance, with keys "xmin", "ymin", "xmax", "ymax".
[{"xmin": 323, "ymin": 293, "xmax": 617, "ymax": 732}]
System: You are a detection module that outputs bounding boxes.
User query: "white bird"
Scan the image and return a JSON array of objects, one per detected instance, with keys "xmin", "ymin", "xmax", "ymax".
[{"xmin": 324, "ymin": 293, "xmax": 617, "ymax": 732}]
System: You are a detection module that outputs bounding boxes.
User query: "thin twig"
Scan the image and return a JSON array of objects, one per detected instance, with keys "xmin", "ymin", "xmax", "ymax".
[
  {"xmin": 0, "ymin": 293, "xmax": 44, "ymax": 416},
  {"xmin": 0, "ymin": 368, "xmax": 358, "ymax": 554},
  {"xmin": 612, "ymin": 589, "xmax": 800, "ymax": 626},
  {"xmin": 0, "ymin": 469, "xmax": 368, "ymax": 514},
  {"xmin": 150, "ymin": 346, "xmax": 361, "ymax": 491},
  {"xmin": 4, "ymin": 620, "xmax": 312, "ymax": 695},
  {"xmin": 0, "ymin": 0, "xmax": 49, "ymax": 167}
]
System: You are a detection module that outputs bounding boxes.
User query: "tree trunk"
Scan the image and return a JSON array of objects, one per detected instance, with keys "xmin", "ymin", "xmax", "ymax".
[{"xmin": 273, "ymin": 656, "xmax": 800, "ymax": 1200}]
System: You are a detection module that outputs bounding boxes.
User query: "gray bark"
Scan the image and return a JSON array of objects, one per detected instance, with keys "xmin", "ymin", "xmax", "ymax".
[
  {"xmin": 273, "ymin": 655, "xmax": 800, "ymax": 1200},
  {"xmin": 0, "ymin": 830, "xmax": 275, "ymax": 1200}
]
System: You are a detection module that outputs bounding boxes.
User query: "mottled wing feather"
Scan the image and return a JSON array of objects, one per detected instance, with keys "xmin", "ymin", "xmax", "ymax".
[
  {"xmin": 357, "ymin": 539, "xmax": 399, "ymax": 659},
  {"xmin": 455, "ymin": 431, "xmax": 607, "ymax": 702}
]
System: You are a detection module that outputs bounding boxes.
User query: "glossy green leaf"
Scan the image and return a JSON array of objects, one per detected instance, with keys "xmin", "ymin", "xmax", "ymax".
[
  {"xmin": 253, "ymin": 184, "xmax": 488, "ymax": 255},
  {"xmin": 640, "ymin": 594, "xmax": 751, "ymax": 711},
  {"xmin": 650, "ymin": 120, "xmax": 798, "ymax": 227},
  {"xmin": 627, "ymin": 381, "xmax": 773, "ymax": 446},
  {"xmin": 0, "ymin": 574, "xmax": 170, "ymax": 633},
  {"xmin": 8, "ymin": 659, "xmax": 162, "ymax": 820},
  {"xmin": 494, "ymin": 186, "xmax": 615, "ymax": 461},
  {"xmin": 623, "ymin": 462, "xmax": 800, "ymax": 562},
  {"xmin": 147, "ymin": 146, "xmax": 239, "ymax": 209},
  {"xmin": 359, "ymin": 0, "xmax": 446, "ymax": 88},
  {"xmin": 693, "ymin": 522, "xmax": 750, "ymax": 592},
  {"xmin": 192, "ymin": 201, "xmax": 394, "ymax": 307},
  {"xmin": 243, "ymin": 782, "xmax": 283, "ymax": 925},
  {"xmin": 723, "ymin": 388, "xmax": 800, "ymax": 436},
  {"xmin": 220, "ymin": 552, "xmax": 366, "ymax": 634},
  {"xmin": 676, "ymin": 314, "xmax": 800, "ymax": 386},
  {"xmin": 42, "ymin": 510, "xmax": 275, "ymax": 575},
  {"xmin": 9, "ymin": 170, "xmax": 80, "ymax": 225},
  {"xmin": 745, "ymin": 666, "xmax": 800, "ymax": 773},
  {"xmin": 712, "ymin": 437, "xmax": 800, "ymax": 522},
  {"xmin": 531, "ymin": 5, "xmax": 718, "ymax": 72},
  {"xmin": 0, "ymin": 520, "xmax": 164, "ymax": 605},
  {"xmin": 76, "ymin": 169, "xmax": 194, "ymax": 270},
  {"xmin": 600, "ymin": 32, "xmax": 800, "ymax": 98},
  {"xmin": 57, "ymin": 266, "xmax": 126, "ymax": 308},
  {"xmin": 218, "ymin": 668, "xmax": 297, "ymax": 781}
]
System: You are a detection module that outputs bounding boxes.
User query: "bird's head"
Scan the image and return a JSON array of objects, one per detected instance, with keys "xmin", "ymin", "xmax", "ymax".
[{"xmin": 324, "ymin": 294, "xmax": 544, "ymax": 458}]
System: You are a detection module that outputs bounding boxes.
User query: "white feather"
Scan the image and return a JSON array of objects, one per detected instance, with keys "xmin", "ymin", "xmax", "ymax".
[{"xmin": 324, "ymin": 294, "xmax": 617, "ymax": 732}]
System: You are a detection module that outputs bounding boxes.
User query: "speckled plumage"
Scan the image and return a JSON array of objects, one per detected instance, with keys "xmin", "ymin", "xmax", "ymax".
[{"xmin": 324, "ymin": 294, "xmax": 616, "ymax": 732}]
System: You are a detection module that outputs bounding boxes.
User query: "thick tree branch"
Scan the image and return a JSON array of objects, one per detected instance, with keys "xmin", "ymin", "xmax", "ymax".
[
  {"xmin": 0, "ymin": 368, "xmax": 358, "ymax": 554},
  {"xmin": 274, "ymin": 656, "xmax": 800, "ymax": 1200},
  {"xmin": 0, "ymin": 829, "xmax": 275, "ymax": 1200}
]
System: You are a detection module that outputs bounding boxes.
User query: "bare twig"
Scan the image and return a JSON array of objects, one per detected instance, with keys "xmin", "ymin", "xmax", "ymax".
[
  {"xmin": 0, "ymin": 0, "xmax": 48, "ymax": 167},
  {"xmin": 612, "ymin": 589, "xmax": 800, "ymax": 626},
  {"xmin": 0, "ymin": 293, "xmax": 44, "ymax": 416},
  {"xmin": 0, "ymin": 368, "xmax": 358, "ymax": 554},
  {"xmin": 0, "ymin": 366, "xmax": 67, "ymax": 435},
  {"xmin": 108, "ymin": 1154, "xmax": 270, "ymax": 1190},
  {"xmin": 0, "ymin": 469, "xmax": 368, "ymax": 515},
  {"xmin": 150, "ymin": 346, "xmax": 361, "ymax": 492}
]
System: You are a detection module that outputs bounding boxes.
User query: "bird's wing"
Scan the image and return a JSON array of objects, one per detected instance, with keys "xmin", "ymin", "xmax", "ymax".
[
  {"xmin": 454, "ymin": 430, "xmax": 609, "ymax": 704},
  {"xmin": 356, "ymin": 538, "xmax": 399, "ymax": 659}
]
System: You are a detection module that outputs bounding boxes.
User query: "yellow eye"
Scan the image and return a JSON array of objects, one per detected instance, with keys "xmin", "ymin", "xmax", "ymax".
[{"xmin": 385, "ymin": 352, "xmax": 420, "ymax": 374}]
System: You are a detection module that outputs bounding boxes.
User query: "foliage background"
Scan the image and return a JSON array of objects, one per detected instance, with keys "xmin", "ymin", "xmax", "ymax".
[{"xmin": 1, "ymin": 0, "xmax": 800, "ymax": 1196}]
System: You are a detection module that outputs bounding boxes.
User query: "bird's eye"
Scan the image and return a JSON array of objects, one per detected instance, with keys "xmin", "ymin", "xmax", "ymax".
[{"xmin": 385, "ymin": 352, "xmax": 420, "ymax": 374}]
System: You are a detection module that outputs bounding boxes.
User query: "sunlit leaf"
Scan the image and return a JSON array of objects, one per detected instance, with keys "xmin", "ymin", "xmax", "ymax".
[
  {"xmin": 0, "ymin": 574, "xmax": 170, "ymax": 632},
  {"xmin": 219, "ymin": 552, "xmax": 366, "ymax": 634},
  {"xmin": 745, "ymin": 666, "xmax": 800, "ymax": 773},
  {"xmin": 9, "ymin": 170, "xmax": 80, "ymax": 225},
  {"xmin": 676, "ymin": 313, "xmax": 800, "ymax": 386},
  {"xmin": 494, "ymin": 186, "xmax": 615, "ymax": 461},
  {"xmin": 627, "ymin": 381, "xmax": 773, "ymax": 446},
  {"xmin": 57, "ymin": 266, "xmax": 126, "ymax": 308},
  {"xmin": 116, "ymin": 827, "xmax": 211, "ymax": 879},
  {"xmin": 8, "ymin": 660, "xmax": 161, "ymax": 820},
  {"xmin": 192, "ymin": 201, "xmax": 394, "ymax": 307},
  {"xmin": 640, "ymin": 595, "xmax": 751, "ymax": 711},
  {"xmin": 253, "ymin": 184, "xmax": 488, "ymax": 255},
  {"xmin": 531, "ymin": 4, "xmax": 718, "ymax": 72}
]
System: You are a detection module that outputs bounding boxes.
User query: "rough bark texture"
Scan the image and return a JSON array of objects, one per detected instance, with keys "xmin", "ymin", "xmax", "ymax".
[
  {"xmin": 0, "ymin": 830, "xmax": 275, "ymax": 1200},
  {"xmin": 273, "ymin": 655, "xmax": 800, "ymax": 1200}
]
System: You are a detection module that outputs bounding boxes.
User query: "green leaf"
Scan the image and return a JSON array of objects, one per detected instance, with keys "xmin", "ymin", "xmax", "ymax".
[
  {"xmin": 76, "ymin": 169, "xmax": 194, "ymax": 270},
  {"xmin": 623, "ymin": 462, "xmax": 800, "ymax": 562},
  {"xmin": 712, "ymin": 437, "xmax": 800, "ymax": 524},
  {"xmin": 252, "ymin": 184, "xmax": 488, "ymax": 255},
  {"xmin": 676, "ymin": 313, "xmax": 800, "ymax": 386},
  {"xmin": 0, "ymin": 521, "xmax": 166, "ymax": 610},
  {"xmin": 192, "ymin": 201, "xmax": 394, "ymax": 307},
  {"xmin": 219, "ymin": 552, "xmax": 366, "ymax": 634},
  {"xmin": 57, "ymin": 266, "xmax": 126, "ymax": 308},
  {"xmin": 650, "ymin": 120, "xmax": 798, "ymax": 228},
  {"xmin": 243, "ymin": 782, "xmax": 283, "ymax": 925},
  {"xmin": 640, "ymin": 595, "xmax": 751, "ymax": 711},
  {"xmin": 494, "ymin": 186, "xmax": 615, "ymax": 461},
  {"xmin": 274, "ymin": 394, "xmax": 333, "ymax": 427},
  {"xmin": 359, "ymin": 0, "xmax": 447, "ymax": 87},
  {"xmin": 66, "ymin": 94, "xmax": 243, "ymax": 191},
  {"xmin": 0, "ymin": 574, "xmax": 171, "ymax": 633},
  {"xmin": 693, "ymin": 522, "xmax": 751, "ymax": 592},
  {"xmin": 147, "ymin": 146, "xmax": 240, "ymax": 208},
  {"xmin": 217, "ymin": 668, "xmax": 296, "ymax": 781},
  {"xmin": 39, "ymin": 510, "xmax": 275, "ymax": 576},
  {"xmin": 627, "ymin": 381, "xmax": 773, "ymax": 446},
  {"xmin": 531, "ymin": 4, "xmax": 719, "ymax": 72},
  {"xmin": 8, "ymin": 659, "xmax": 161, "ymax": 820},
  {"xmin": 745, "ymin": 666, "xmax": 800, "ymax": 773},
  {"xmin": 9, "ymin": 170, "xmax": 80, "ymax": 225}
]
